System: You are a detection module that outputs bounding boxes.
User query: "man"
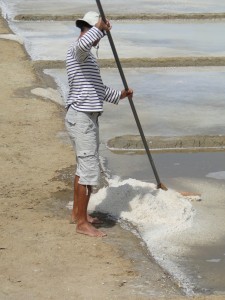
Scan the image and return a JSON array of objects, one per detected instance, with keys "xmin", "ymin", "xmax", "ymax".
[{"xmin": 65, "ymin": 11, "xmax": 133, "ymax": 237}]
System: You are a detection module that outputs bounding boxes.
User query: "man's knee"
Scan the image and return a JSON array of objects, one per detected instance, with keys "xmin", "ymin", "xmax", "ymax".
[{"xmin": 76, "ymin": 153, "xmax": 100, "ymax": 186}]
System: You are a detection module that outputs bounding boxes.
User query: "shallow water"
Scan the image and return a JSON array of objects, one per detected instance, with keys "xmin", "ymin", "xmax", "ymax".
[
  {"xmin": 2, "ymin": 0, "xmax": 225, "ymax": 19},
  {"xmin": 8, "ymin": 20, "xmax": 225, "ymax": 60},
  {"xmin": 99, "ymin": 149, "xmax": 225, "ymax": 294},
  {"xmin": 45, "ymin": 67, "xmax": 225, "ymax": 139},
  {"xmin": 101, "ymin": 150, "xmax": 225, "ymax": 183},
  {"xmin": 180, "ymin": 241, "xmax": 225, "ymax": 294}
]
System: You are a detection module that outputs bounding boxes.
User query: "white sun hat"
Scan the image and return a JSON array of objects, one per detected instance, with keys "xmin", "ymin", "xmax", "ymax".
[{"xmin": 76, "ymin": 11, "xmax": 100, "ymax": 28}]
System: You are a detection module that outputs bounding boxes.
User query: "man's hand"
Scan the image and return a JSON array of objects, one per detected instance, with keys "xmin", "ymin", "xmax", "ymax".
[
  {"xmin": 120, "ymin": 88, "xmax": 133, "ymax": 100},
  {"xmin": 95, "ymin": 17, "xmax": 112, "ymax": 32}
]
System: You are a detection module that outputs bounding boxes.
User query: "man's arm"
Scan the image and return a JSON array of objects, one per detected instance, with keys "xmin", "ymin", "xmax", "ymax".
[
  {"xmin": 104, "ymin": 86, "xmax": 133, "ymax": 104},
  {"xmin": 75, "ymin": 17, "xmax": 111, "ymax": 63},
  {"xmin": 75, "ymin": 27, "xmax": 103, "ymax": 62}
]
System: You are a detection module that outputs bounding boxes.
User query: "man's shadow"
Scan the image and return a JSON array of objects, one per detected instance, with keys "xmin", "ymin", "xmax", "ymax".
[{"xmin": 90, "ymin": 181, "xmax": 158, "ymax": 229}]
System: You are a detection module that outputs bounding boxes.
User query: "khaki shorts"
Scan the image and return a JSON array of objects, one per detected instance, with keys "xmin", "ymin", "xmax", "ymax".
[{"xmin": 65, "ymin": 107, "xmax": 100, "ymax": 186}]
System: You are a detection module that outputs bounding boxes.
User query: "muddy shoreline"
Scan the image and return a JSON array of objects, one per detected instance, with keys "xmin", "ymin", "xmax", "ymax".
[
  {"xmin": 32, "ymin": 57, "xmax": 225, "ymax": 70},
  {"xmin": 14, "ymin": 13, "xmax": 225, "ymax": 21},
  {"xmin": 107, "ymin": 135, "xmax": 225, "ymax": 153}
]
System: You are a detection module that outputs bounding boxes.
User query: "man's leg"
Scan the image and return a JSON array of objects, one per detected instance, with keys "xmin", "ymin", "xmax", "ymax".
[
  {"xmin": 71, "ymin": 175, "xmax": 102, "ymax": 224},
  {"xmin": 71, "ymin": 175, "xmax": 79, "ymax": 223},
  {"xmin": 76, "ymin": 183, "xmax": 106, "ymax": 237}
]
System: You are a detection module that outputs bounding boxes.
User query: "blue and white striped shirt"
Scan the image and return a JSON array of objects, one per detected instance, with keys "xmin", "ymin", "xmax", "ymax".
[{"xmin": 66, "ymin": 26, "xmax": 121, "ymax": 112}]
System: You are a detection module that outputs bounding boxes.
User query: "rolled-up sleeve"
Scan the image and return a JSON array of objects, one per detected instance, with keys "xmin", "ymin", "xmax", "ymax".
[
  {"xmin": 104, "ymin": 85, "xmax": 121, "ymax": 104},
  {"xmin": 75, "ymin": 27, "xmax": 104, "ymax": 62}
]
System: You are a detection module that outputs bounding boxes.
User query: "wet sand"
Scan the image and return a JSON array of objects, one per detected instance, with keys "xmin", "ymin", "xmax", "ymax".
[{"xmin": 1, "ymin": 12, "xmax": 225, "ymax": 300}]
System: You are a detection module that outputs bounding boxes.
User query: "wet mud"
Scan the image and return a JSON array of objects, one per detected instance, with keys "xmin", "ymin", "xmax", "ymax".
[
  {"xmin": 14, "ymin": 13, "xmax": 225, "ymax": 21},
  {"xmin": 32, "ymin": 57, "xmax": 225, "ymax": 71},
  {"xmin": 107, "ymin": 135, "xmax": 225, "ymax": 153}
]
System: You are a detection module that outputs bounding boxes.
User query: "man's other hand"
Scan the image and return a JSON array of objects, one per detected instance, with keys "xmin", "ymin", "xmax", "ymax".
[{"xmin": 120, "ymin": 88, "xmax": 133, "ymax": 100}]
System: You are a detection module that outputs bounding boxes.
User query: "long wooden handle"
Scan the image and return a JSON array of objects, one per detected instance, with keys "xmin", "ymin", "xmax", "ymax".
[{"xmin": 96, "ymin": 0, "xmax": 167, "ymax": 190}]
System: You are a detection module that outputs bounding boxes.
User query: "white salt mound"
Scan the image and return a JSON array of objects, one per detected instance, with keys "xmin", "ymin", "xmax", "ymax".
[
  {"xmin": 67, "ymin": 177, "xmax": 196, "ymax": 294},
  {"xmin": 68, "ymin": 176, "xmax": 195, "ymax": 238}
]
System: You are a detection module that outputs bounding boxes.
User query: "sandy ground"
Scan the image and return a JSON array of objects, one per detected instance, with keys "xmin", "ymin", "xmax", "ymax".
[
  {"xmin": 1, "ymin": 15, "xmax": 225, "ymax": 300},
  {"xmin": 0, "ymin": 15, "xmax": 178, "ymax": 300}
]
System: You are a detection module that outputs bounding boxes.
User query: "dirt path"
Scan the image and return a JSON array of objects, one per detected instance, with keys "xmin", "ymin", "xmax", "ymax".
[{"xmin": 0, "ymin": 14, "xmax": 180, "ymax": 300}]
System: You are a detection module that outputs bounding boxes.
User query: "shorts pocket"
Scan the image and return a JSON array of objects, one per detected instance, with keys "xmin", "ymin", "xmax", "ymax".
[
  {"xmin": 77, "ymin": 150, "xmax": 96, "ymax": 157},
  {"xmin": 77, "ymin": 150, "xmax": 100, "ymax": 185}
]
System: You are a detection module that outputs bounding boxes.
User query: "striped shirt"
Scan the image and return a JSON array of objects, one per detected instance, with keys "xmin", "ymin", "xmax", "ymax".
[{"xmin": 66, "ymin": 26, "xmax": 121, "ymax": 112}]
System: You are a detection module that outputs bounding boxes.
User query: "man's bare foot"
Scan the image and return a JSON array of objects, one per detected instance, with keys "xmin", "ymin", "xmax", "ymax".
[
  {"xmin": 70, "ymin": 214, "xmax": 103, "ymax": 224},
  {"xmin": 76, "ymin": 222, "xmax": 107, "ymax": 237}
]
